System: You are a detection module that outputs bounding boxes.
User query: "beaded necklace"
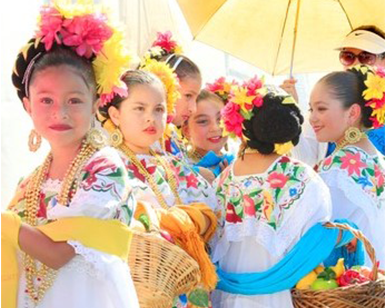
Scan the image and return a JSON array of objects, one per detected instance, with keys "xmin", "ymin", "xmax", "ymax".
[
  {"xmin": 23, "ymin": 141, "xmax": 97, "ymax": 304},
  {"xmin": 119, "ymin": 143, "xmax": 182, "ymax": 209}
]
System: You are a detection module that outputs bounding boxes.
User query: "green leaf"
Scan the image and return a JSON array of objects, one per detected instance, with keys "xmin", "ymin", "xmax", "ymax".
[
  {"xmin": 188, "ymin": 288, "xmax": 209, "ymax": 307},
  {"xmin": 365, "ymin": 168, "xmax": 375, "ymax": 176},
  {"xmin": 138, "ymin": 214, "xmax": 150, "ymax": 232}
]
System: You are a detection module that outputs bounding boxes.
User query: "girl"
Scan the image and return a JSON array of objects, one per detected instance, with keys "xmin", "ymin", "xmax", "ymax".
[
  {"xmin": 211, "ymin": 78, "xmax": 332, "ymax": 308},
  {"xmin": 310, "ymin": 65, "xmax": 385, "ymax": 266},
  {"xmin": 98, "ymin": 69, "xmax": 218, "ymax": 307},
  {"xmin": 183, "ymin": 81, "xmax": 235, "ymax": 180},
  {"xmin": 6, "ymin": 4, "xmax": 139, "ymax": 308}
]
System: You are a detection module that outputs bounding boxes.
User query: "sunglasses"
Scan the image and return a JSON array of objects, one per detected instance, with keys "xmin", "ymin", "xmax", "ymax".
[{"xmin": 339, "ymin": 50, "xmax": 377, "ymax": 66}]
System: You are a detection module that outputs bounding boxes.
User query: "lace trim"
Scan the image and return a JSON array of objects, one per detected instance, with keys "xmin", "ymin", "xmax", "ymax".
[
  {"xmin": 66, "ymin": 241, "xmax": 108, "ymax": 280},
  {"xmin": 41, "ymin": 178, "xmax": 63, "ymax": 194}
]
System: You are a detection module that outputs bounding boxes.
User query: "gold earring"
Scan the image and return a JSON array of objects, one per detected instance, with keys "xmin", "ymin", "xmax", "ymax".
[
  {"xmin": 344, "ymin": 127, "xmax": 362, "ymax": 144},
  {"xmin": 86, "ymin": 128, "xmax": 107, "ymax": 149},
  {"xmin": 110, "ymin": 127, "xmax": 123, "ymax": 147},
  {"xmin": 28, "ymin": 129, "xmax": 41, "ymax": 152}
]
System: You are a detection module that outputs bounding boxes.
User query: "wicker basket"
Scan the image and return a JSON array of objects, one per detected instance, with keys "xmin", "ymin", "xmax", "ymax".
[
  {"xmin": 128, "ymin": 230, "xmax": 201, "ymax": 308},
  {"xmin": 291, "ymin": 222, "xmax": 385, "ymax": 308}
]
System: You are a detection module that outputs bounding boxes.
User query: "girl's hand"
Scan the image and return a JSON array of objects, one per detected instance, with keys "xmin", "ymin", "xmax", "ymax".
[
  {"xmin": 345, "ymin": 238, "xmax": 358, "ymax": 253},
  {"xmin": 280, "ymin": 78, "xmax": 298, "ymax": 103},
  {"xmin": 219, "ymin": 159, "xmax": 229, "ymax": 172}
]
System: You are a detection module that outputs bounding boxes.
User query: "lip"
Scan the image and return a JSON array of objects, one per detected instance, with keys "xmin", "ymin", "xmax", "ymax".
[
  {"xmin": 312, "ymin": 126, "xmax": 323, "ymax": 133},
  {"xmin": 207, "ymin": 136, "xmax": 223, "ymax": 144},
  {"xmin": 49, "ymin": 124, "xmax": 72, "ymax": 131},
  {"xmin": 143, "ymin": 126, "xmax": 157, "ymax": 135},
  {"xmin": 181, "ymin": 115, "xmax": 190, "ymax": 122}
]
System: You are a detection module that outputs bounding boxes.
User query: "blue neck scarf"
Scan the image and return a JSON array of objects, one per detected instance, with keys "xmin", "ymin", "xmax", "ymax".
[
  {"xmin": 194, "ymin": 151, "xmax": 234, "ymax": 177},
  {"xmin": 216, "ymin": 220, "xmax": 364, "ymax": 295}
]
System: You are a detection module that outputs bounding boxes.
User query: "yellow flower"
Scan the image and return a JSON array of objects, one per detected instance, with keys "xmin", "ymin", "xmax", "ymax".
[
  {"xmin": 141, "ymin": 59, "xmax": 181, "ymax": 115},
  {"xmin": 371, "ymin": 105, "xmax": 385, "ymax": 125},
  {"xmin": 55, "ymin": 0, "xmax": 96, "ymax": 19},
  {"xmin": 274, "ymin": 141, "xmax": 294, "ymax": 155},
  {"xmin": 282, "ymin": 96, "xmax": 297, "ymax": 105},
  {"xmin": 363, "ymin": 73, "xmax": 385, "ymax": 100},
  {"xmin": 232, "ymin": 87, "xmax": 254, "ymax": 113},
  {"xmin": 93, "ymin": 28, "xmax": 132, "ymax": 96}
]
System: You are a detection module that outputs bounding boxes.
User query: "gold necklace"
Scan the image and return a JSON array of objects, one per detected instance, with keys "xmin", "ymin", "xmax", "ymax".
[
  {"xmin": 23, "ymin": 141, "xmax": 98, "ymax": 304},
  {"xmin": 188, "ymin": 148, "xmax": 204, "ymax": 162},
  {"xmin": 119, "ymin": 144, "xmax": 182, "ymax": 209},
  {"xmin": 335, "ymin": 131, "xmax": 367, "ymax": 152}
]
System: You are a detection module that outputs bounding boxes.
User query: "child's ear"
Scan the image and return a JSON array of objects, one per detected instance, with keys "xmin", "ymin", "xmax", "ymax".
[
  {"xmin": 108, "ymin": 106, "xmax": 120, "ymax": 127},
  {"xmin": 348, "ymin": 103, "xmax": 362, "ymax": 125},
  {"xmin": 23, "ymin": 97, "xmax": 32, "ymax": 115}
]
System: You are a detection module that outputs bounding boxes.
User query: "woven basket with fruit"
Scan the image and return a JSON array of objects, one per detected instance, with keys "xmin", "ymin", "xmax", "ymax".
[{"xmin": 291, "ymin": 222, "xmax": 385, "ymax": 308}]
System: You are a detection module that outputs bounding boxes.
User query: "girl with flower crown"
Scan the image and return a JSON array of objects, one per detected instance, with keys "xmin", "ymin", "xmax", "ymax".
[
  {"xmin": 2, "ymin": 3, "xmax": 140, "ymax": 308},
  {"xmin": 310, "ymin": 65, "xmax": 385, "ymax": 266},
  {"xmin": 182, "ymin": 78, "xmax": 237, "ymax": 181},
  {"xmin": 211, "ymin": 77, "xmax": 332, "ymax": 308},
  {"xmin": 98, "ymin": 69, "xmax": 219, "ymax": 308}
]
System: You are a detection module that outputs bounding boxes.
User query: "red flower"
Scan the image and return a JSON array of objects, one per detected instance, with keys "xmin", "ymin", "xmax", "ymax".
[
  {"xmin": 127, "ymin": 159, "xmax": 156, "ymax": 183},
  {"xmin": 221, "ymin": 102, "xmax": 244, "ymax": 137},
  {"xmin": 225, "ymin": 203, "xmax": 242, "ymax": 223},
  {"xmin": 37, "ymin": 7, "xmax": 64, "ymax": 50},
  {"xmin": 61, "ymin": 14, "xmax": 112, "ymax": 58},
  {"xmin": 323, "ymin": 156, "xmax": 333, "ymax": 167},
  {"xmin": 152, "ymin": 31, "xmax": 178, "ymax": 53},
  {"xmin": 37, "ymin": 192, "xmax": 47, "ymax": 219},
  {"xmin": 340, "ymin": 152, "xmax": 367, "ymax": 176},
  {"xmin": 279, "ymin": 156, "xmax": 290, "ymax": 163},
  {"xmin": 84, "ymin": 157, "xmax": 117, "ymax": 186},
  {"xmin": 267, "ymin": 171, "xmax": 289, "ymax": 188},
  {"xmin": 185, "ymin": 173, "xmax": 199, "ymax": 188}
]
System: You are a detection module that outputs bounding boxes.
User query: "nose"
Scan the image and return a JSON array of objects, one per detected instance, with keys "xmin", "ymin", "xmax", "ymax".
[
  {"xmin": 52, "ymin": 103, "xmax": 68, "ymax": 119},
  {"xmin": 188, "ymin": 99, "xmax": 197, "ymax": 115},
  {"xmin": 308, "ymin": 110, "xmax": 316, "ymax": 125}
]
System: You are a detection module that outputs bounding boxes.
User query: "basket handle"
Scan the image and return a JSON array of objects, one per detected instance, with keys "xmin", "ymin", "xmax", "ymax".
[{"xmin": 323, "ymin": 222, "xmax": 378, "ymax": 281}]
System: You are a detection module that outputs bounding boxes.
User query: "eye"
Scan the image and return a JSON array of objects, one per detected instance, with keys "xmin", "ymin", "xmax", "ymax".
[
  {"xmin": 185, "ymin": 94, "xmax": 193, "ymax": 100},
  {"xmin": 40, "ymin": 97, "xmax": 53, "ymax": 105},
  {"xmin": 69, "ymin": 98, "xmax": 83, "ymax": 105},
  {"xmin": 196, "ymin": 119, "xmax": 208, "ymax": 125},
  {"xmin": 156, "ymin": 106, "xmax": 165, "ymax": 113},
  {"xmin": 135, "ymin": 106, "xmax": 145, "ymax": 111}
]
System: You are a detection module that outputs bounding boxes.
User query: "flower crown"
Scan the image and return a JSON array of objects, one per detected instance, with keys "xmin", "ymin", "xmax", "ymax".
[
  {"xmin": 221, "ymin": 76, "xmax": 266, "ymax": 139},
  {"xmin": 16, "ymin": 1, "xmax": 131, "ymax": 107},
  {"xmin": 140, "ymin": 58, "xmax": 181, "ymax": 122},
  {"xmin": 206, "ymin": 77, "xmax": 239, "ymax": 104},
  {"xmin": 353, "ymin": 65, "xmax": 385, "ymax": 129}
]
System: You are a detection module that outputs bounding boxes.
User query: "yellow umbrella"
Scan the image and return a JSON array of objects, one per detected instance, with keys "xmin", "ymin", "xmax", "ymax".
[{"xmin": 176, "ymin": 0, "xmax": 385, "ymax": 75}]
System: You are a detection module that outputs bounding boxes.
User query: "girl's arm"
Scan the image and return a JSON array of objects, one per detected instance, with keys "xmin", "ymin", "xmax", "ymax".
[{"xmin": 19, "ymin": 223, "xmax": 75, "ymax": 270}]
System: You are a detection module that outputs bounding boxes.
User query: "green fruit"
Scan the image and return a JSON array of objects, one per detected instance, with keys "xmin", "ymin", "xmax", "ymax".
[{"xmin": 311, "ymin": 279, "xmax": 339, "ymax": 290}]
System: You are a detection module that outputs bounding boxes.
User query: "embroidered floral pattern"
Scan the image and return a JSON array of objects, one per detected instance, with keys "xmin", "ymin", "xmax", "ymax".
[
  {"xmin": 215, "ymin": 156, "xmax": 310, "ymax": 230},
  {"xmin": 318, "ymin": 146, "xmax": 385, "ymax": 200}
]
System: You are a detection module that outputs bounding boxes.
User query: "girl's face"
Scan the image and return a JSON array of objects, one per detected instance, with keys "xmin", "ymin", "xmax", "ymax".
[
  {"xmin": 184, "ymin": 97, "xmax": 227, "ymax": 155},
  {"xmin": 23, "ymin": 65, "xmax": 96, "ymax": 149},
  {"xmin": 309, "ymin": 81, "xmax": 358, "ymax": 143},
  {"xmin": 173, "ymin": 76, "xmax": 202, "ymax": 126},
  {"xmin": 109, "ymin": 83, "xmax": 167, "ymax": 154}
]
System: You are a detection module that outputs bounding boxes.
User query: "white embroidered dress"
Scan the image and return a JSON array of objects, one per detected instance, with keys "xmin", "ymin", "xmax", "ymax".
[
  {"xmin": 9, "ymin": 147, "xmax": 139, "ymax": 308},
  {"xmin": 211, "ymin": 156, "xmax": 332, "ymax": 308},
  {"xmin": 317, "ymin": 146, "xmax": 385, "ymax": 266}
]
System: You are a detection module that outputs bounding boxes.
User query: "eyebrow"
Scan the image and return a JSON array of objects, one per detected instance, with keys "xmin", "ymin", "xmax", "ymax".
[
  {"xmin": 36, "ymin": 90, "xmax": 87, "ymax": 95},
  {"xmin": 193, "ymin": 114, "xmax": 209, "ymax": 120},
  {"xmin": 310, "ymin": 101, "xmax": 328, "ymax": 106}
]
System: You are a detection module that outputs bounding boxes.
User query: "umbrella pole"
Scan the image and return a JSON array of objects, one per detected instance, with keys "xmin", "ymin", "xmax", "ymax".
[{"xmin": 290, "ymin": 0, "xmax": 301, "ymax": 78}]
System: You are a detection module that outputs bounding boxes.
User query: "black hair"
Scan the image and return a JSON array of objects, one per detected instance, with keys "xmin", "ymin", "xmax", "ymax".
[
  {"xmin": 352, "ymin": 25, "xmax": 385, "ymax": 57},
  {"xmin": 98, "ymin": 70, "xmax": 165, "ymax": 120},
  {"xmin": 318, "ymin": 66, "xmax": 373, "ymax": 128},
  {"xmin": 12, "ymin": 38, "xmax": 97, "ymax": 104},
  {"xmin": 242, "ymin": 93, "xmax": 304, "ymax": 154}
]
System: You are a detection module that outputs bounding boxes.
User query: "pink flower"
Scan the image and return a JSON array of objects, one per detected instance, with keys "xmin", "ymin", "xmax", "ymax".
[
  {"xmin": 252, "ymin": 95, "xmax": 263, "ymax": 107},
  {"xmin": 84, "ymin": 157, "xmax": 117, "ymax": 186},
  {"xmin": 37, "ymin": 7, "xmax": 64, "ymax": 50},
  {"xmin": 185, "ymin": 173, "xmax": 199, "ymax": 188},
  {"xmin": 166, "ymin": 114, "xmax": 175, "ymax": 124},
  {"xmin": 221, "ymin": 102, "xmax": 244, "ymax": 137},
  {"xmin": 340, "ymin": 152, "xmax": 367, "ymax": 176},
  {"xmin": 376, "ymin": 67, "xmax": 385, "ymax": 78},
  {"xmin": 323, "ymin": 156, "xmax": 333, "ymax": 167},
  {"xmin": 61, "ymin": 14, "xmax": 112, "ymax": 58},
  {"xmin": 267, "ymin": 171, "xmax": 289, "ymax": 188},
  {"xmin": 243, "ymin": 195, "xmax": 256, "ymax": 216},
  {"xmin": 152, "ymin": 31, "xmax": 178, "ymax": 53},
  {"xmin": 374, "ymin": 165, "xmax": 384, "ymax": 187},
  {"xmin": 100, "ymin": 86, "xmax": 128, "ymax": 107}
]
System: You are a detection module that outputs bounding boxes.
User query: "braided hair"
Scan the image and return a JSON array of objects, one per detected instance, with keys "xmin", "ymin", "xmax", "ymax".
[
  {"xmin": 242, "ymin": 93, "xmax": 304, "ymax": 154},
  {"xmin": 12, "ymin": 38, "xmax": 97, "ymax": 104}
]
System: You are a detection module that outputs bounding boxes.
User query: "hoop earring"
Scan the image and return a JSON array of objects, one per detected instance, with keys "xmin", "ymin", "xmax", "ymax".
[
  {"xmin": 86, "ymin": 128, "xmax": 107, "ymax": 149},
  {"xmin": 110, "ymin": 127, "xmax": 123, "ymax": 147},
  {"xmin": 28, "ymin": 129, "xmax": 41, "ymax": 152}
]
